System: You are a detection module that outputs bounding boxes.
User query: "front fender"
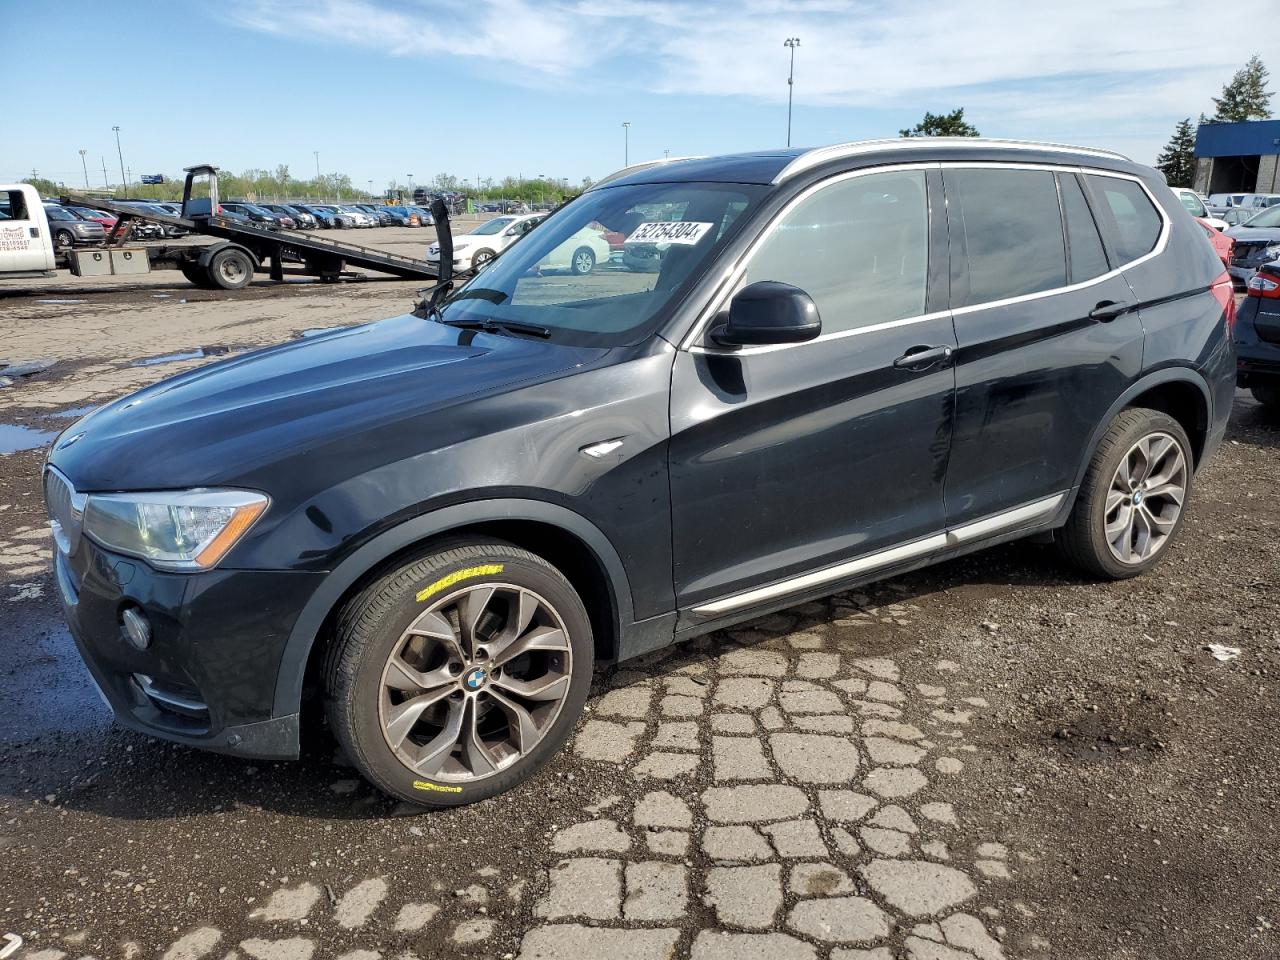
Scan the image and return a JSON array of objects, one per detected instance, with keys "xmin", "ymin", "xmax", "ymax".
[{"xmin": 270, "ymin": 497, "xmax": 635, "ymax": 719}]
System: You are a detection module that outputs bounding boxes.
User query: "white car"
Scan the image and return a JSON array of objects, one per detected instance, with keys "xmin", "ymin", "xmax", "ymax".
[
  {"xmin": 428, "ymin": 214, "xmax": 612, "ymax": 275},
  {"xmin": 336, "ymin": 205, "xmax": 376, "ymax": 228},
  {"xmin": 1170, "ymin": 188, "xmax": 1227, "ymax": 232}
]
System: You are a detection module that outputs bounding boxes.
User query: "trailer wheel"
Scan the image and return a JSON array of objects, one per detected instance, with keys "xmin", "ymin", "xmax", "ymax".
[{"xmin": 207, "ymin": 248, "xmax": 254, "ymax": 290}]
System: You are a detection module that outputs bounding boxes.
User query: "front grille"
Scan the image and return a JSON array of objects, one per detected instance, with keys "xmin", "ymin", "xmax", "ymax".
[{"xmin": 44, "ymin": 467, "xmax": 84, "ymax": 557}]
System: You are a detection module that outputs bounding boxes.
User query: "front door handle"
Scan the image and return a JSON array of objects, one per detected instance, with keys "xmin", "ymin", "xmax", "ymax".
[
  {"xmin": 1089, "ymin": 300, "xmax": 1134, "ymax": 322},
  {"xmin": 893, "ymin": 344, "xmax": 953, "ymax": 370}
]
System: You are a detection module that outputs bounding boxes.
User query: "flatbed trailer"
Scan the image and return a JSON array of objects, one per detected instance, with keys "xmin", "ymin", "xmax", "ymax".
[{"xmin": 59, "ymin": 164, "xmax": 439, "ymax": 290}]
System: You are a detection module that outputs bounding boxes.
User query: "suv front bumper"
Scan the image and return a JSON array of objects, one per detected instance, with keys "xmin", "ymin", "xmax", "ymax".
[{"xmin": 54, "ymin": 536, "xmax": 327, "ymax": 758}]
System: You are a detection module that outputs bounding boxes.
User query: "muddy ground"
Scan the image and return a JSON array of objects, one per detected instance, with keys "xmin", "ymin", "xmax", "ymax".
[{"xmin": 0, "ymin": 244, "xmax": 1276, "ymax": 960}]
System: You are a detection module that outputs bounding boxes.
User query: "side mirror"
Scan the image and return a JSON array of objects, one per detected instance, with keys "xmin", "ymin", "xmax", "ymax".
[{"xmin": 711, "ymin": 281, "xmax": 821, "ymax": 347}]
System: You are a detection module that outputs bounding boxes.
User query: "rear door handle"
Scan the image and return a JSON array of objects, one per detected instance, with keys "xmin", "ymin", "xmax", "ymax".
[
  {"xmin": 893, "ymin": 344, "xmax": 953, "ymax": 370},
  {"xmin": 1089, "ymin": 300, "xmax": 1134, "ymax": 322}
]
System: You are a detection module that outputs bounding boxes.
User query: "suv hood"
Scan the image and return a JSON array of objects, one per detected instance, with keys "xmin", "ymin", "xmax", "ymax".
[{"xmin": 50, "ymin": 312, "xmax": 607, "ymax": 491}]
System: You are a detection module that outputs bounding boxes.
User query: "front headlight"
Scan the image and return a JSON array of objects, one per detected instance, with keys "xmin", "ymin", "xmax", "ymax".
[{"xmin": 82, "ymin": 489, "xmax": 268, "ymax": 571}]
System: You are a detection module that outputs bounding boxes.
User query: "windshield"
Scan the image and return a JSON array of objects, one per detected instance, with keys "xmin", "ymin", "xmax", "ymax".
[
  {"xmin": 470, "ymin": 217, "xmax": 516, "ymax": 236},
  {"xmin": 442, "ymin": 181, "xmax": 765, "ymax": 347},
  {"xmin": 1243, "ymin": 205, "xmax": 1280, "ymax": 228}
]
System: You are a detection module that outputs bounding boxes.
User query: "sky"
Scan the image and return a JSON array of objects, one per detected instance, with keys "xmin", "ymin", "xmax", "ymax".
[{"xmin": 4, "ymin": 0, "xmax": 1267, "ymax": 191}]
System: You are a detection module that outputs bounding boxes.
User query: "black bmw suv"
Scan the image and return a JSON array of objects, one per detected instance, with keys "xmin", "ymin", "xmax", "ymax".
[{"xmin": 45, "ymin": 139, "xmax": 1235, "ymax": 806}]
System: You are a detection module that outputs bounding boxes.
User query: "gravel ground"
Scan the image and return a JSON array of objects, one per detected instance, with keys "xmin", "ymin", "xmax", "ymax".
[{"xmin": 0, "ymin": 255, "xmax": 1275, "ymax": 960}]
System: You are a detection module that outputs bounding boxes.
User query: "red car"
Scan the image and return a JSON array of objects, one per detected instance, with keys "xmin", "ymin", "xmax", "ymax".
[{"xmin": 1196, "ymin": 216, "xmax": 1233, "ymax": 268}]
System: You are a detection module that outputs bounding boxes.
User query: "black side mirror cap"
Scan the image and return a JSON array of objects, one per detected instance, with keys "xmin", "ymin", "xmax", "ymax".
[{"xmin": 711, "ymin": 280, "xmax": 822, "ymax": 347}]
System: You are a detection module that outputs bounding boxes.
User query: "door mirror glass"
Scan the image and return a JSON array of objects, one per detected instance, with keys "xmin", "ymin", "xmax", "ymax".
[{"xmin": 713, "ymin": 280, "xmax": 821, "ymax": 346}]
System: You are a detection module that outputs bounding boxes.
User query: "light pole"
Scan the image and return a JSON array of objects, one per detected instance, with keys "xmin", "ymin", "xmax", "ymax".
[
  {"xmin": 112, "ymin": 125, "xmax": 127, "ymax": 196},
  {"xmin": 538, "ymin": 174, "xmax": 546, "ymax": 206},
  {"xmin": 314, "ymin": 150, "xmax": 320, "ymax": 179},
  {"xmin": 784, "ymin": 37, "xmax": 800, "ymax": 148},
  {"xmin": 622, "ymin": 121, "xmax": 631, "ymax": 166},
  {"xmin": 407, "ymin": 174, "xmax": 414, "ymax": 197},
  {"xmin": 78, "ymin": 149, "xmax": 89, "ymax": 189}
]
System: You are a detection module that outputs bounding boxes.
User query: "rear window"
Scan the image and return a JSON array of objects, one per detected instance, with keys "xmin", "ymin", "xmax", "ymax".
[
  {"xmin": 1086, "ymin": 175, "xmax": 1163, "ymax": 265},
  {"xmin": 947, "ymin": 168, "xmax": 1067, "ymax": 306}
]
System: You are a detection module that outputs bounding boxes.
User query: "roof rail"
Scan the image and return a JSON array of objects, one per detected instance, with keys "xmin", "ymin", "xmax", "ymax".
[
  {"xmin": 587, "ymin": 156, "xmax": 704, "ymax": 191},
  {"xmin": 773, "ymin": 138, "xmax": 1131, "ymax": 184}
]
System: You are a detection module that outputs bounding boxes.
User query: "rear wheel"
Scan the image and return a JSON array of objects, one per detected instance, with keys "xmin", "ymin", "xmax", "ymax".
[
  {"xmin": 1057, "ymin": 408, "xmax": 1193, "ymax": 579},
  {"xmin": 571, "ymin": 247, "xmax": 596, "ymax": 275},
  {"xmin": 1251, "ymin": 384, "xmax": 1280, "ymax": 409},
  {"xmin": 206, "ymin": 247, "xmax": 254, "ymax": 290},
  {"xmin": 324, "ymin": 540, "xmax": 593, "ymax": 807},
  {"xmin": 179, "ymin": 262, "xmax": 215, "ymax": 288}
]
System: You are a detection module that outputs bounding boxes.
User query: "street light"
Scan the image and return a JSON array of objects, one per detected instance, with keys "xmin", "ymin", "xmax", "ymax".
[
  {"xmin": 784, "ymin": 37, "xmax": 801, "ymax": 148},
  {"xmin": 78, "ymin": 149, "xmax": 89, "ymax": 189},
  {"xmin": 112, "ymin": 125, "xmax": 127, "ymax": 196},
  {"xmin": 622, "ymin": 121, "xmax": 631, "ymax": 166},
  {"xmin": 407, "ymin": 174, "xmax": 415, "ymax": 197}
]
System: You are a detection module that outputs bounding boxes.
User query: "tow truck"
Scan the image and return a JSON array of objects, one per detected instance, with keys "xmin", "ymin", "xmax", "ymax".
[{"xmin": 0, "ymin": 164, "xmax": 441, "ymax": 290}]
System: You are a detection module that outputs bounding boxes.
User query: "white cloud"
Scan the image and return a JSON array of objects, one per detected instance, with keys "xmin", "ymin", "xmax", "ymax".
[{"xmin": 225, "ymin": 0, "xmax": 1254, "ymax": 156}]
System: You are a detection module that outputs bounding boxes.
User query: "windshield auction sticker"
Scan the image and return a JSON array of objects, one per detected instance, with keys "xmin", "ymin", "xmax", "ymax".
[{"xmin": 625, "ymin": 221, "xmax": 715, "ymax": 245}]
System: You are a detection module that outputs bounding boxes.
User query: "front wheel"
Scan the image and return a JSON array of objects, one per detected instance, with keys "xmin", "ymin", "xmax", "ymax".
[
  {"xmin": 570, "ymin": 247, "xmax": 596, "ymax": 275},
  {"xmin": 472, "ymin": 249, "xmax": 496, "ymax": 271},
  {"xmin": 54, "ymin": 230, "xmax": 75, "ymax": 249},
  {"xmin": 324, "ymin": 540, "xmax": 593, "ymax": 807},
  {"xmin": 1251, "ymin": 384, "xmax": 1280, "ymax": 409},
  {"xmin": 1057, "ymin": 408, "xmax": 1193, "ymax": 579}
]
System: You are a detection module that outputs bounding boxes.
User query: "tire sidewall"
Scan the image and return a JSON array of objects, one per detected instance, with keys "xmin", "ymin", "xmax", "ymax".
[
  {"xmin": 572, "ymin": 247, "xmax": 595, "ymax": 275},
  {"xmin": 336, "ymin": 549, "xmax": 593, "ymax": 807},
  {"xmin": 1082, "ymin": 412, "xmax": 1194, "ymax": 578}
]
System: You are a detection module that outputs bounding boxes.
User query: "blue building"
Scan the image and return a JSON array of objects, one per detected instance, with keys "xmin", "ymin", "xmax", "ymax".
[{"xmin": 1194, "ymin": 119, "xmax": 1280, "ymax": 195}]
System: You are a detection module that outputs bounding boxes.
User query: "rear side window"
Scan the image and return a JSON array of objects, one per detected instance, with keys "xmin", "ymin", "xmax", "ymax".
[
  {"xmin": 742, "ymin": 169, "xmax": 929, "ymax": 334},
  {"xmin": 948, "ymin": 168, "xmax": 1066, "ymax": 306},
  {"xmin": 1059, "ymin": 174, "xmax": 1110, "ymax": 284},
  {"xmin": 1086, "ymin": 175, "xmax": 1163, "ymax": 264}
]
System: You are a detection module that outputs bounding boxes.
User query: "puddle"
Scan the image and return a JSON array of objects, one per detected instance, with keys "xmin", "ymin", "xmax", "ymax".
[
  {"xmin": 36, "ymin": 298, "xmax": 86, "ymax": 305},
  {"xmin": 131, "ymin": 345, "xmax": 230, "ymax": 367},
  {"xmin": 0, "ymin": 424, "xmax": 57, "ymax": 455},
  {"xmin": 49, "ymin": 404, "xmax": 99, "ymax": 419}
]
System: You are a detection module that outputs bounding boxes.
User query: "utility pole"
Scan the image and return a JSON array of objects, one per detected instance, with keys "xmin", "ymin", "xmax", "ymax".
[
  {"xmin": 113, "ymin": 125, "xmax": 127, "ymax": 197},
  {"xmin": 784, "ymin": 37, "xmax": 801, "ymax": 148},
  {"xmin": 622, "ymin": 121, "xmax": 631, "ymax": 166},
  {"xmin": 100, "ymin": 156, "xmax": 109, "ymax": 188},
  {"xmin": 314, "ymin": 150, "xmax": 320, "ymax": 179},
  {"xmin": 78, "ymin": 149, "xmax": 90, "ymax": 189}
]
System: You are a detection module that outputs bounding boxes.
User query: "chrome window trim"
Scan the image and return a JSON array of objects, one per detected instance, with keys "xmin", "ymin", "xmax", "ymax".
[
  {"xmin": 690, "ymin": 491, "xmax": 1067, "ymax": 616},
  {"xmin": 680, "ymin": 162, "xmax": 1169, "ymax": 355},
  {"xmin": 680, "ymin": 162, "xmax": 940, "ymax": 354},
  {"xmin": 773, "ymin": 138, "xmax": 1129, "ymax": 185}
]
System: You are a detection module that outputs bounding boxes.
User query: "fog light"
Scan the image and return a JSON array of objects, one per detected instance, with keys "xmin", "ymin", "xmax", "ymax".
[{"xmin": 121, "ymin": 606, "xmax": 152, "ymax": 650}]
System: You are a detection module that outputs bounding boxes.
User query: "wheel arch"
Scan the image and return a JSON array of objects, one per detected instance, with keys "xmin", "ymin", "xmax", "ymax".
[
  {"xmin": 1071, "ymin": 367, "xmax": 1212, "ymax": 497},
  {"xmin": 196, "ymin": 240, "xmax": 260, "ymax": 271},
  {"xmin": 274, "ymin": 499, "xmax": 634, "ymax": 724}
]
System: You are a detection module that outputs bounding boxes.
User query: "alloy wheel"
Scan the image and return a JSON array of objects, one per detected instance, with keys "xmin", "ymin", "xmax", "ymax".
[
  {"xmin": 1104, "ymin": 431, "xmax": 1187, "ymax": 564},
  {"xmin": 377, "ymin": 583, "xmax": 573, "ymax": 782}
]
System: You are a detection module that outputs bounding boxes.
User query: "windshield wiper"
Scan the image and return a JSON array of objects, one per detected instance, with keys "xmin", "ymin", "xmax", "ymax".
[{"xmin": 440, "ymin": 317, "xmax": 551, "ymax": 339}]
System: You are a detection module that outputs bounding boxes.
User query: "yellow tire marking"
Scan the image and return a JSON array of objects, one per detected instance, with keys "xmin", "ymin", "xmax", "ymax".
[{"xmin": 415, "ymin": 564, "xmax": 504, "ymax": 603}]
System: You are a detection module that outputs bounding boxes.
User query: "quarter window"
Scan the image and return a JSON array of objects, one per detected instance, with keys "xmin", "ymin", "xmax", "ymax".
[
  {"xmin": 1059, "ymin": 174, "xmax": 1110, "ymax": 284},
  {"xmin": 948, "ymin": 168, "xmax": 1066, "ymax": 306},
  {"xmin": 741, "ymin": 170, "xmax": 929, "ymax": 335},
  {"xmin": 1086, "ymin": 175, "xmax": 1162, "ymax": 264}
]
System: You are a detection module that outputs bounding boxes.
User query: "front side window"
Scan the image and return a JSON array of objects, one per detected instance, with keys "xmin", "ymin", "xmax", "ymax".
[
  {"xmin": 948, "ymin": 168, "xmax": 1066, "ymax": 306},
  {"xmin": 443, "ymin": 182, "xmax": 764, "ymax": 347},
  {"xmin": 1087, "ymin": 175, "xmax": 1163, "ymax": 264},
  {"xmin": 471, "ymin": 217, "xmax": 515, "ymax": 236},
  {"xmin": 740, "ymin": 169, "xmax": 929, "ymax": 334}
]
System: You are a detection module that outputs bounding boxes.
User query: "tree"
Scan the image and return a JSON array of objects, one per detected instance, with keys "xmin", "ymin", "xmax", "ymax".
[
  {"xmin": 1212, "ymin": 55, "xmax": 1273, "ymax": 122},
  {"xmin": 1155, "ymin": 117, "xmax": 1197, "ymax": 187},
  {"xmin": 900, "ymin": 108, "xmax": 979, "ymax": 138}
]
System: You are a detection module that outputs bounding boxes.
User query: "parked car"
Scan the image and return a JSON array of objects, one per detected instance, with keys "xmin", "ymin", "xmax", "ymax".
[
  {"xmin": 380, "ymin": 205, "xmax": 420, "ymax": 226},
  {"xmin": 1220, "ymin": 207, "xmax": 1257, "ymax": 227},
  {"xmin": 426, "ymin": 213, "xmax": 545, "ymax": 272},
  {"xmin": 1207, "ymin": 193, "xmax": 1248, "ymax": 215},
  {"xmin": 43, "ymin": 140, "xmax": 1234, "ymax": 807},
  {"xmin": 353, "ymin": 204, "xmax": 395, "ymax": 227},
  {"xmin": 409, "ymin": 205, "xmax": 435, "ymax": 226},
  {"xmin": 1171, "ymin": 187, "xmax": 1226, "ymax": 231},
  {"xmin": 42, "ymin": 204, "xmax": 106, "ymax": 247},
  {"xmin": 278, "ymin": 205, "xmax": 317, "ymax": 229},
  {"xmin": 1234, "ymin": 262, "xmax": 1280, "ymax": 410},
  {"xmin": 220, "ymin": 202, "xmax": 287, "ymax": 229},
  {"xmin": 336, "ymin": 205, "xmax": 376, "ymax": 228},
  {"xmin": 1225, "ymin": 203, "xmax": 1280, "ymax": 286},
  {"xmin": 64, "ymin": 205, "xmax": 118, "ymax": 234},
  {"xmin": 1196, "ymin": 217, "xmax": 1234, "ymax": 267},
  {"xmin": 258, "ymin": 204, "xmax": 308, "ymax": 229},
  {"xmin": 295, "ymin": 204, "xmax": 341, "ymax": 228}
]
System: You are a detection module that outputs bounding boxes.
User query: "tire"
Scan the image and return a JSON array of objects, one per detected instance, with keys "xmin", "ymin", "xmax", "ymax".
[
  {"xmin": 54, "ymin": 230, "xmax": 74, "ymax": 249},
  {"xmin": 1057, "ymin": 408, "xmax": 1194, "ymax": 580},
  {"xmin": 570, "ymin": 246, "xmax": 595, "ymax": 275},
  {"xmin": 1251, "ymin": 384, "xmax": 1280, "ymax": 409},
  {"xmin": 206, "ymin": 247, "xmax": 254, "ymax": 290},
  {"xmin": 324, "ymin": 539, "xmax": 594, "ymax": 807},
  {"xmin": 179, "ymin": 263, "xmax": 215, "ymax": 289},
  {"xmin": 472, "ymin": 249, "xmax": 496, "ymax": 271}
]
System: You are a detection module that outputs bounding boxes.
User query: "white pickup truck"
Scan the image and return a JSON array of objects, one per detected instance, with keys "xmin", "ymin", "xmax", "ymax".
[{"xmin": 0, "ymin": 184, "xmax": 57, "ymax": 278}]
